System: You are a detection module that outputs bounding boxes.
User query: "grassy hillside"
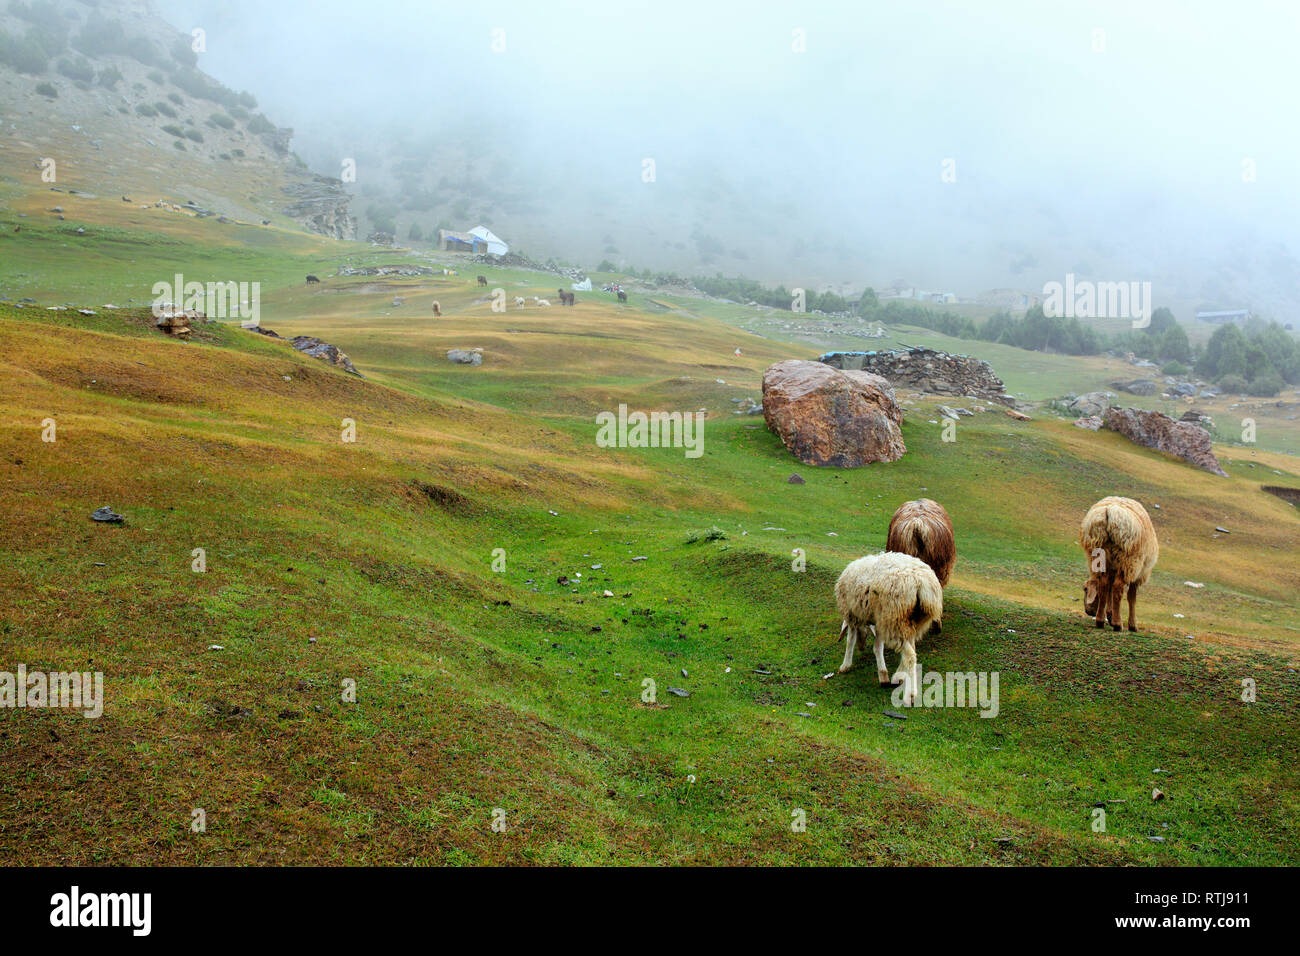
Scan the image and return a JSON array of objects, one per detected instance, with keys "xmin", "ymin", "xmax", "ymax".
[{"xmin": 1, "ymin": 202, "xmax": 1298, "ymax": 864}]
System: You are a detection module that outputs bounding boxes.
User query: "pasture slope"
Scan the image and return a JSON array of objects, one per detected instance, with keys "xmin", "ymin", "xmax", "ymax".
[{"xmin": 1, "ymin": 197, "xmax": 1298, "ymax": 866}]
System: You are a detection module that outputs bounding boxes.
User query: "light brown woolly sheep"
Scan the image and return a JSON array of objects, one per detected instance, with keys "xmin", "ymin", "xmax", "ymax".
[
  {"xmin": 886, "ymin": 497, "xmax": 956, "ymax": 591},
  {"xmin": 1080, "ymin": 496, "xmax": 1158, "ymax": 631},
  {"xmin": 835, "ymin": 552, "xmax": 943, "ymax": 705}
]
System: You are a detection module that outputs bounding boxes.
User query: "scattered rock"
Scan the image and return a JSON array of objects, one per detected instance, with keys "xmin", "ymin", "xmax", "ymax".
[
  {"xmin": 787, "ymin": 473, "xmax": 805, "ymax": 484},
  {"xmin": 1073, "ymin": 415, "xmax": 1103, "ymax": 431},
  {"xmin": 91, "ymin": 506, "xmax": 124, "ymax": 524},
  {"xmin": 447, "ymin": 349, "xmax": 483, "ymax": 366},
  {"xmin": 667, "ymin": 687, "xmax": 690, "ymax": 698}
]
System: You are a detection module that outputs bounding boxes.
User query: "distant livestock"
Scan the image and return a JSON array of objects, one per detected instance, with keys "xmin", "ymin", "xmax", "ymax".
[
  {"xmin": 431, "ymin": 301, "xmax": 441, "ymax": 317},
  {"xmin": 536, "ymin": 298, "xmax": 551, "ymax": 307},
  {"xmin": 557, "ymin": 289, "xmax": 575, "ymax": 306},
  {"xmin": 477, "ymin": 275, "xmax": 488, "ymax": 286},
  {"xmin": 1079, "ymin": 496, "xmax": 1158, "ymax": 631},
  {"xmin": 306, "ymin": 275, "xmax": 320, "ymax": 284},
  {"xmin": 617, "ymin": 290, "xmax": 628, "ymax": 303},
  {"xmin": 835, "ymin": 552, "xmax": 943, "ymax": 705},
  {"xmin": 886, "ymin": 498, "xmax": 956, "ymax": 597},
  {"xmin": 514, "ymin": 296, "xmax": 526, "ymax": 308}
]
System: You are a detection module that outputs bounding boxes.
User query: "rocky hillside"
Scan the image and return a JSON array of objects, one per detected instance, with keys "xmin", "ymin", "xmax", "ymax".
[{"xmin": 0, "ymin": 0, "xmax": 353, "ymax": 237}]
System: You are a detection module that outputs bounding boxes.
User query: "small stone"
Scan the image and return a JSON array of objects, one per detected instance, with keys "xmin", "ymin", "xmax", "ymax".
[
  {"xmin": 882, "ymin": 709, "xmax": 908, "ymax": 720},
  {"xmin": 1152, "ymin": 788, "xmax": 1165, "ymax": 801},
  {"xmin": 788, "ymin": 473, "xmax": 805, "ymax": 484},
  {"xmin": 91, "ymin": 506, "xmax": 124, "ymax": 524},
  {"xmin": 667, "ymin": 687, "xmax": 690, "ymax": 698}
]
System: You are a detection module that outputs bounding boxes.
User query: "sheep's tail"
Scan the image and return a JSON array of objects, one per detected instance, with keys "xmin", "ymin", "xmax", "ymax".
[
  {"xmin": 1081, "ymin": 500, "xmax": 1143, "ymax": 554},
  {"xmin": 908, "ymin": 574, "xmax": 944, "ymax": 626}
]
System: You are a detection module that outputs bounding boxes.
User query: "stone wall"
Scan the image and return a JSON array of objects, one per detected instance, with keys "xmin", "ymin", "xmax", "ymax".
[{"xmin": 820, "ymin": 347, "xmax": 1011, "ymax": 404}]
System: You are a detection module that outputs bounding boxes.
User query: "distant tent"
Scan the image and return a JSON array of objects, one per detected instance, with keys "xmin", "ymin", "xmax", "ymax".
[
  {"xmin": 571, "ymin": 278, "xmax": 592, "ymax": 291},
  {"xmin": 438, "ymin": 229, "xmax": 485, "ymax": 253},
  {"xmin": 468, "ymin": 226, "xmax": 508, "ymax": 256}
]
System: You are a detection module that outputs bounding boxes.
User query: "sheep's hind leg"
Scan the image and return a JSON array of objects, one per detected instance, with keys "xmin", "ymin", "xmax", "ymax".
[
  {"xmin": 873, "ymin": 632, "xmax": 892, "ymax": 686},
  {"xmin": 1108, "ymin": 581, "xmax": 1124, "ymax": 632},
  {"xmin": 1126, "ymin": 583, "xmax": 1139, "ymax": 632},
  {"xmin": 896, "ymin": 642, "xmax": 919, "ymax": 706},
  {"xmin": 837, "ymin": 622, "xmax": 858, "ymax": 673}
]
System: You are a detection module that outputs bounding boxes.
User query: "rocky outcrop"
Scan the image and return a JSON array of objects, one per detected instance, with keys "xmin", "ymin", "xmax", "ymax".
[
  {"xmin": 1068, "ymin": 391, "xmax": 1114, "ymax": 417},
  {"xmin": 821, "ymin": 348, "xmax": 1011, "ymax": 405},
  {"xmin": 762, "ymin": 360, "xmax": 905, "ymax": 468},
  {"xmin": 447, "ymin": 349, "xmax": 482, "ymax": 366},
  {"xmin": 1103, "ymin": 407, "xmax": 1226, "ymax": 476},
  {"xmin": 290, "ymin": 336, "xmax": 361, "ymax": 376},
  {"xmin": 280, "ymin": 177, "xmax": 357, "ymax": 240},
  {"xmin": 247, "ymin": 327, "xmax": 362, "ymax": 376},
  {"xmin": 1110, "ymin": 378, "xmax": 1160, "ymax": 397}
]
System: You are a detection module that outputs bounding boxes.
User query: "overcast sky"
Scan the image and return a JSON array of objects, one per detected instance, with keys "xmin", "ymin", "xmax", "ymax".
[{"xmin": 155, "ymin": 0, "xmax": 1300, "ymax": 308}]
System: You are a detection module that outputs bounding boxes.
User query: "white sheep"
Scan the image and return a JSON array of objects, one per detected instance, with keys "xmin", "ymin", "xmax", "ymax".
[
  {"xmin": 514, "ymin": 296, "xmax": 526, "ymax": 308},
  {"xmin": 1080, "ymin": 496, "xmax": 1158, "ymax": 631},
  {"xmin": 537, "ymin": 298, "xmax": 551, "ymax": 307},
  {"xmin": 835, "ymin": 552, "xmax": 943, "ymax": 705}
]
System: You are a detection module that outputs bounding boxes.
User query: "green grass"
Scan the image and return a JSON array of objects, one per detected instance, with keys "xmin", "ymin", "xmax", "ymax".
[{"xmin": 1, "ymin": 176, "xmax": 1299, "ymax": 865}]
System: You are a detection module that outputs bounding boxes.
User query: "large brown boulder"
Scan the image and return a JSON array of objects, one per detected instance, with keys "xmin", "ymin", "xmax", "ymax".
[
  {"xmin": 1103, "ymin": 406, "xmax": 1226, "ymax": 476},
  {"xmin": 762, "ymin": 360, "xmax": 905, "ymax": 467}
]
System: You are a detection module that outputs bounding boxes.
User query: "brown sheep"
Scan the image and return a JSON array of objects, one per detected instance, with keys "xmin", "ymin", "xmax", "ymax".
[
  {"xmin": 1079, "ymin": 496, "xmax": 1158, "ymax": 631},
  {"xmin": 886, "ymin": 497, "xmax": 956, "ymax": 591}
]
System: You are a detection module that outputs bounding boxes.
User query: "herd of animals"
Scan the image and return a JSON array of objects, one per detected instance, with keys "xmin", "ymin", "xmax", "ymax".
[
  {"xmin": 296, "ymin": 270, "xmax": 1162, "ymax": 706},
  {"xmin": 837, "ymin": 496, "xmax": 1158, "ymax": 705},
  {"xmin": 305, "ymin": 273, "xmax": 607, "ymax": 313}
]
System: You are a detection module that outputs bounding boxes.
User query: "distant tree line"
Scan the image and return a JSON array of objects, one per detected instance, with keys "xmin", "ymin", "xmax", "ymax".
[{"xmin": 604, "ymin": 265, "xmax": 1297, "ymax": 397}]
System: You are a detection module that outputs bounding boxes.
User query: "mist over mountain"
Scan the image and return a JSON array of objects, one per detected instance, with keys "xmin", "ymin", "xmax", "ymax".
[{"xmin": 134, "ymin": 0, "xmax": 1300, "ymax": 318}]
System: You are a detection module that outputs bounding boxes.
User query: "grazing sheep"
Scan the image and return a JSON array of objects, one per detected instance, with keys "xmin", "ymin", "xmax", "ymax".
[
  {"xmin": 1080, "ymin": 496, "xmax": 1158, "ymax": 631},
  {"xmin": 305, "ymin": 275, "xmax": 320, "ymax": 284},
  {"xmin": 536, "ymin": 298, "xmax": 551, "ymax": 307},
  {"xmin": 886, "ymin": 498, "xmax": 956, "ymax": 600},
  {"xmin": 835, "ymin": 552, "xmax": 943, "ymax": 705},
  {"xmin": 477, "ymin": 275, "xmax": 488, "ymax": 286},
  {"xmin": 431, "ymin": 301, "xmax": 441, "ymax": 317},
  {"xmin": 514, "ymin": 296, "xmax": 525, "ymax": 308}
]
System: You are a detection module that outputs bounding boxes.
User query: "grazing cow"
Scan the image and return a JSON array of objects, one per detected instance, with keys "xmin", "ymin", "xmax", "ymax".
[
  {"xmin": 432, "ymin": 301, "xmax": 441, "ymax": 317},
  {"xmin": 557, "ymin": 289, "xmax": 576, "ymax": 306},
  {"xmin": 477, "ymin": 275, "xmax": 488, "ymax": 287},
  {"xmin": 306, "ymin": 275, "xmax": 320, "ymax": 284},
  {"xmin": 617, "ymin": 290, "xmax": 628, "ymax": 303}
]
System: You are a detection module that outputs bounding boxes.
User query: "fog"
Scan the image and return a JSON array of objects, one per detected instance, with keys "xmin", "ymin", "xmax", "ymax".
[{"xmin": 156, "ymin": 0, "xmax": 1300, "ymax": 315}]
